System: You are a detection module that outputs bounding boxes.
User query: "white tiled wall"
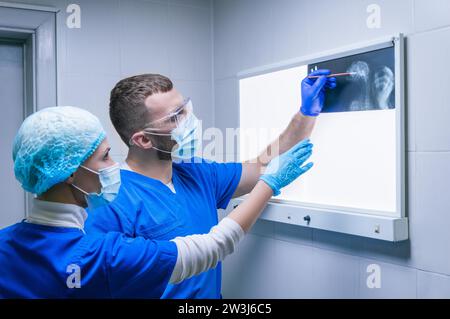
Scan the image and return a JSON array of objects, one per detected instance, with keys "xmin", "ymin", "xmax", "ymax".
[{"xmin": 9, "ymin": 0, "xmax": 214, "ymax": 162}]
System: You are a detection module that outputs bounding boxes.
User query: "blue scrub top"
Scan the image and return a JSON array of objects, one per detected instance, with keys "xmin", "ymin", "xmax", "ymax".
[
  {"xmin": 85, "ymin": 158, "xmax": 242, "ymax": 299},
  {"xmin": 0, "ymin": 221, "xmax": 177, "ymax": 298}
]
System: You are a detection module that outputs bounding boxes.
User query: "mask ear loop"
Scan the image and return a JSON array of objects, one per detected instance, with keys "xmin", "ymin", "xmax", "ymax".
[
  {"xmin": 151, "ymin": 146, "xmax": 174, "ymax": 154},
  {"xmin": 70, "ymin": 183, "xmax": 89, "ymax": 196},
  {"xmin": 142, "ymin": 131, "xmax": 172, "ymax": 137},
  {"xmin": 71, "ymin": 165, "xmax": 101, "ymax": 196},
  {"xmin": 80, "ymin": 165, "xmax": 100, "ymax": 175}
]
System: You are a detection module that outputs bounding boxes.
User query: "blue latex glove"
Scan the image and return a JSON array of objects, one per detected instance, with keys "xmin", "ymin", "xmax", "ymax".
[
  {"xmin": 300, "ymin": 69, "xmax": 337, "ymax": 117},
  {"xmin": 260, "ymin": 139, "xmax": 314, "ymax": 196}
]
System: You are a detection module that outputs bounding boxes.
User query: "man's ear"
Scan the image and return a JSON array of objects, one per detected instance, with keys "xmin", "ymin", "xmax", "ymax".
[{"xmin": 130, "ymin": 132, "xmax": 153, "ymax": 149}]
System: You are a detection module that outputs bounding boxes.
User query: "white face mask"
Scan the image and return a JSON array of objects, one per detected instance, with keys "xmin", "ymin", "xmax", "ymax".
[
  {"xmin": 71, "ymin": 163, "xmax": 121, "ymax": 209},
  {"xmin": 139, "ymin": 98, "xmax": 201, "ymax": 159}
]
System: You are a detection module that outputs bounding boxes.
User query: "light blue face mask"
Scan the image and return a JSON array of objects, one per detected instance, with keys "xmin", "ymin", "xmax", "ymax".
[
  {"xmin": 168, "ymin": 112, "xmax": 200, "ymax": 159},
  {"xmin": 71, "ymin": 163, "xmax": 121, "ymax": 209}
]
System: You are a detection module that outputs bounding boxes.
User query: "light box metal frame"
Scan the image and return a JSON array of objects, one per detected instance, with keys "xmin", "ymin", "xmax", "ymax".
[{"xmin": 230, "ymin": 34, "xmax": 408, "ymax": 242}]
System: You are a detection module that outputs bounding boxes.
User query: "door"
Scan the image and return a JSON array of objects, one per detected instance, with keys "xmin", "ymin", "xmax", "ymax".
[{"xmin": 0, "ymin": 40, "xmax": 25, "ymax": 228}]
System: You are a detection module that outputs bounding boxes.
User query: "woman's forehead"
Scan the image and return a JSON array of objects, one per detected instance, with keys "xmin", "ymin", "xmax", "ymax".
[{"xmin": 92, "ymin": 139, "xmax": 110, "ymax": 157}]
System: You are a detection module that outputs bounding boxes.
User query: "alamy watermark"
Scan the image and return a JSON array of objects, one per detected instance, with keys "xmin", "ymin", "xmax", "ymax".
[
  {"xmin": 66, "ymin": 4, "xmax": 81, "ymax": 29},
  {"xmin": 366, "ymin": 263, "xmax": 382, "ymax": 289},
  {"xmin": 66, "ymin": 264, "xmax": 81, "ymax": 289}
]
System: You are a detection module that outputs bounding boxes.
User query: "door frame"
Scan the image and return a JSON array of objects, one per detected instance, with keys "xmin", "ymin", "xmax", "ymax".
[{"xmin": 0, "ymin": 2, "xmax": 58, "ymax": 216}]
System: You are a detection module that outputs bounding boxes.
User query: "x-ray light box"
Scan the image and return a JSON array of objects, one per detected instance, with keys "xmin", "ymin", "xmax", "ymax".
[{"xmin": 232, "ymin": 35, "xmax": 408, "ymax": 242}]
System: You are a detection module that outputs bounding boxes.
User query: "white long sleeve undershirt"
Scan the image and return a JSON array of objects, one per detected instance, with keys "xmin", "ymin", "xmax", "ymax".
[{"xmin": 169, "ymin": 217, "xmax": 245, "ymax": 284}]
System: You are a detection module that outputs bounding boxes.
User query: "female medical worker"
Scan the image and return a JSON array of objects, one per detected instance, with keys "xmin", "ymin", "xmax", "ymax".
[{"xmin": 0, "ymin": 106, "xmax": 313, "ymax": 298}]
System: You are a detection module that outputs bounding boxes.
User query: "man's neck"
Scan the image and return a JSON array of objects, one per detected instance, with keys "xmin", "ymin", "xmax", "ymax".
[{"xmin": 126, "ymin": 148, "xmax": 173, "ymax": 184}]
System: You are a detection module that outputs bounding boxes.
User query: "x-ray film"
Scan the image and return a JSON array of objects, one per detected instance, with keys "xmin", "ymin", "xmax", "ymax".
[{"xmin": 309, "ymin": 47, "xmax": 395, "ymax": 113}]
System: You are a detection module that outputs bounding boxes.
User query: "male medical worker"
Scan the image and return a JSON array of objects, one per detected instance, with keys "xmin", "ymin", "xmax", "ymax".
[
  {"xmin": 0, "ymin": 106, "xmax": 314, "ymax": 298},
  {"xmin": 85, "ymin": 70, "xmax": 336, "ymax": 298}
]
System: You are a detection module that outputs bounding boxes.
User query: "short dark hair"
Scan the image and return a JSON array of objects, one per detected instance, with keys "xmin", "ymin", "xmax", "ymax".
[{"xmin": 109, "ymin": 74, "xmax": 173, "ymax": 145}]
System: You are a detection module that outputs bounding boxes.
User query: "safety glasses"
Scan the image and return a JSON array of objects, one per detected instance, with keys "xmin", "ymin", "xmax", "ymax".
[{"xmin": 143, "ymin": 98, "xmax": 193, "ymax": 135}]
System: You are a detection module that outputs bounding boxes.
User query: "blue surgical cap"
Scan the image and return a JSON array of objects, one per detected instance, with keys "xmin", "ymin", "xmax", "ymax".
[{"xmin": 12, "ymin": 106, "xmax": 106, "ymax": 195}]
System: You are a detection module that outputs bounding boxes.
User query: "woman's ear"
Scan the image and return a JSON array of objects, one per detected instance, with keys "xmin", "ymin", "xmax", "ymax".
[
  {"xmin": 130, "ymin": 132, "xmax": 153, "ymax": 149},
  {"xmin": 65, "ymin": 173, "xmax": 75, "ymax": 185}
]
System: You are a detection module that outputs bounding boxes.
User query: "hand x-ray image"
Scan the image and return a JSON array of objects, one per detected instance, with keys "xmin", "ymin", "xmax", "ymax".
[{"xmin": 309, "ymin": 47, "xmax": 395, "ymax": 113}]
